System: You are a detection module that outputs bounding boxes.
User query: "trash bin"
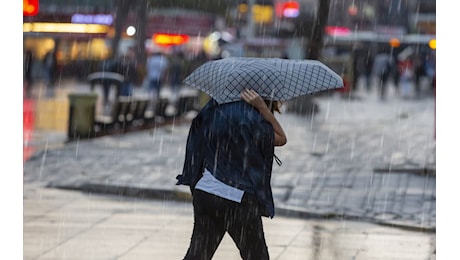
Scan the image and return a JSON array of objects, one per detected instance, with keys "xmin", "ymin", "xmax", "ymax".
[{"xmin": 68, "ymin": 93, "xmax": 98, "ymax": 140}]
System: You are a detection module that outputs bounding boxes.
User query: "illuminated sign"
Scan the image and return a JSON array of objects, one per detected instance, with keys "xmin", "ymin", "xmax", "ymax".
[
  {"xmin": 325, "ymin": 26, "xmax": 351, "ymax": 36},
  {"xmin": 23, "ymin": 0, "xmax": 39, "ymax": 16},
  {"xmin": 23, "ymin": 22, "xmax": 110, "ymax": 34},
  {"xmin": 153, "ymin": 33, "xmax": 189, "ymax": 46},
  {"xmin": 253, "ymin": 5, "xmax": 273, "ymax": 23},
  {"xmin": 238, "ymin": 3, "xmax": 274, "ymax": 24},
  {"xmin": 275, "ymin": 1, "xmax": 299, "ymax": 18},
  {"xmin": 71, "ymin": 14, "xmax": 113, "ymax": 25}
]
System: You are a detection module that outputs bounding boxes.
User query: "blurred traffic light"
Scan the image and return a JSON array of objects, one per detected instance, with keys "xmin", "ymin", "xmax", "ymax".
[{"xmin": 23, "ymin": 0, "xmax": 39, "ymax": 16}]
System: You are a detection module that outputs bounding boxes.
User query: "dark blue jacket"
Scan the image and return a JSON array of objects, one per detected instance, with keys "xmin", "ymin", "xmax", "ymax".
[{"xmin": 176, "ymin": 99, "xmax": 276, "ymax": 217}]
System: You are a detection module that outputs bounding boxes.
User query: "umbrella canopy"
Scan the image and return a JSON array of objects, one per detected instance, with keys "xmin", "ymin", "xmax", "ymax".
[
  {"xmin": 397, "ymin": 46, "xmax": 415, "ymax": 61},
  {"xmin": 183, "ymin": 57, "xmax": 343, "ymax": 104},
  {"xmin": 87, "ymin": 72, "xmax": 125, "ymax": 84}
]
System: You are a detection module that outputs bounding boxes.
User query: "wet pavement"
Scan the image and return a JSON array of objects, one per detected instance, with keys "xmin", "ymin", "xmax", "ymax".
[
  {"xmin": 24, "ymin": 185, "xmax": 436, "ymax": 260},
  {"xmin": 23, "ymin": 79, "xmax": 436, "ymax": 259}
]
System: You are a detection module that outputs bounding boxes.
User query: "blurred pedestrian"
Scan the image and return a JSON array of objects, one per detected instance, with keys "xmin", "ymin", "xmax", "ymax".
[
  {"xmin": 43, "ymin": 50, "xmax": 57, "ymax": 97},
  {"xmin": 189, "ymin": 50, "xmax": 209, "ymax": 73},
  {"xmin": 166, "ymin": 50, "xmax": 187, "ymax": 104},
  {"xmin": 372, "ymin": 50, "xmax": 394, "ymax": 100},
  {"xmin": 413, "ymin": 54, "xmax": 425, "ymax": 97},
  {"xmin": 398, "ymin": 57, "xmax": 414, "ymax": 99},
  {"xmin": 112, "ymin": 47, "xmax": 138, "ymax": 97},
  {"xmin": 189, "ymin": 51, "xmax": 210, "ymax": 107},
  {"xmin": 176, "ymin": 89, "xmax": 287, "ymax": 260},
  {"xmin": 24, "ymin": 50, "xmax": 34, "ymax": 98},
  {"xmin": 146, "ymin": 49, "xmax": 169, "ymax": 114},
  {"xmin": 98, "ymin": 57, "xmax": 117, "ymax": 106},
  {"xmin": 364, "ymin": 54, "xmax": 374, "ymax": 92},
  {"xmin": 391, "ymin": 53, "xmax": 400, "ymax": 94}
]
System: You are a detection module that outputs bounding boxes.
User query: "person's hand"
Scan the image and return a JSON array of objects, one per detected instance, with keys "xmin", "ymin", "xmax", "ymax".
[
  {"xmin": 241, "ymin": 89, "xmax": 267, "ymax": 110},
  {"xmin": 241, "ymin": 89, "xmax": 287, "ymax": 146}
]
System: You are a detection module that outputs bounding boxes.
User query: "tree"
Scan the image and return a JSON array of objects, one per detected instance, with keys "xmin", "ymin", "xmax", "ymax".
[
  {"xmin": 286, "ymin": 0, "xmax": 330, "ymax": 116},
  {"xmin": 111, "ymin": 0, "xmax": 148, "ymax": 75},
  {"xmin": 134, "ymin": 0, "xmax": 148, "ymax": 65},
  {"xmin": 111, "ymin": 0, "xmax": 133, "ymax": 59}
]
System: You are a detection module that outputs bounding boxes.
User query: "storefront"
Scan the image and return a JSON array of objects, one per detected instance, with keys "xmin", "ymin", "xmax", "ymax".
[
  {"xmin": 23, "ymin": 1, "xmax": 216, "ymax": 81},
  {"xmin": 23, "ymin": 10, "xmax": 114, "ymax": 79}
]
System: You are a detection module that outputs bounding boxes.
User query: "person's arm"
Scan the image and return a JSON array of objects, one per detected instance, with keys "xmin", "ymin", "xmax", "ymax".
[{"xmin": 241, "ymin": 89, "xmax": 287, "ymax": 146}]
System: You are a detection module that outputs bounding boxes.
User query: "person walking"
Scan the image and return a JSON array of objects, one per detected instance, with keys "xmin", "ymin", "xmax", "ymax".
[
  {"xmin": 364, "ymin": 54, "xmax": 374, "ymax": 92},
  {"xmin": 99, "ymin": 58, "xmax": 116, "ymax": 106},
  {"xmin": 397, "ymin": 57, "xmax": 414, "ymax": 99},
  {"xmin": 166, "ymin": 51, "xmax": 187, "ymax": 105},
  {"xmin": 372, "ymin": 50, "xmax": 394, "ymax": 100},
  {"xmin": 176, "ymin": 89, "xmax": 287, "ymax": 260},
  {"xmin": 24, "ymin": 50, "xmax": 34, "ymax": 98},
  {"xmin": 146, "ymin": 49, "xmax": 169, "ymax": 114},
  {"xmin": 43, "ymin": 50, "xmax": 57, "ymax": 97}
]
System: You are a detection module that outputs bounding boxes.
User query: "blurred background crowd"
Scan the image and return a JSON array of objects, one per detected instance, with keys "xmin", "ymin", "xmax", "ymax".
[{"xmin": 23, "ymin": 0, "xmax": 436, "ymax": 100}]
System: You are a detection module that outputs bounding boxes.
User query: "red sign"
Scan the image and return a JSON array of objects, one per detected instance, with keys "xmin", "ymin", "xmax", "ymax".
[
  {"xmin": 275, "ymin": 1, "xmax": 300, "ymax": 18},
  {"xmin": 23, "ymin": 0, "xmax": 39, "ymax": 16},
  {"xmin": 325, "ymin": 26, "xmax": 351, "ymax": 36}
]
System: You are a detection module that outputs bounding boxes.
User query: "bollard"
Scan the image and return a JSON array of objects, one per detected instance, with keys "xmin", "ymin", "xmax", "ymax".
[{"xmin": 68, "ymin": 93, "xmax": 98, "ymax": 141}]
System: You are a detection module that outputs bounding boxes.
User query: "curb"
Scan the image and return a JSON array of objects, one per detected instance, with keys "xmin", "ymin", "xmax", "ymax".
[{"xmin": 52, "ymin": 183, "xmax": 193, "ymax": 203}]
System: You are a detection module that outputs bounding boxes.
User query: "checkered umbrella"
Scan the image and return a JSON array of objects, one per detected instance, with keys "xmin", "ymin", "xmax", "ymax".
[{"xmin": 183, "ymin": 57, "xmax": 344, "ymax": 104}]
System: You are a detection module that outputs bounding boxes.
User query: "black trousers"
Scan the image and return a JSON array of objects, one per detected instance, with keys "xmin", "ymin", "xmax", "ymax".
[{"xmin": 183, "ymin": 189, "xmax": 269, "ymax": 260}]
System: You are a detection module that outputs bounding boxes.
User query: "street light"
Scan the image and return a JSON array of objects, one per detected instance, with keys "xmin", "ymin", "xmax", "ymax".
[
  {"xmin": 389, "ymin": 38, "xmax": 401, "ymax": 48},
  {"xmin": 429, "ymin": 39, "xmax": 436, "ymax": 50},
  {"xmin": 126, "ymin": 26, "xmax": 136, "ymax": 37}
]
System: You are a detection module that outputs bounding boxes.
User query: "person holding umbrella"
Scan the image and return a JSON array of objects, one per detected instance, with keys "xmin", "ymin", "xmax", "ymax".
[
  {"xmin": 176, "ymin": 57, "xmax": 343, "ymax": 259},
  {"xmin": 176, "ymin": 88, "xmax": 287, "ymax": 260}
]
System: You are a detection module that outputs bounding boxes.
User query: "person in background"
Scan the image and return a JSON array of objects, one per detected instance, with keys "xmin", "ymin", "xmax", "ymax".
[
  {"xmin": 24, "ymin": 50, "xmax": 34, "ymax": 98},
  {"xmin": 397, "ymin": 57, "xmax": 414, "ymax": 99},
  {"xmin": 98, "ymin": 57, "xmax": 116, "ymax": 106},
  {"xmin": 188, "ymin": 51, "xmax": 210, "ymax": 107},
  {"xmin": 146, "ymin": 49, "xmax": 169, "ymax": 114},
  {"xmin": 166, "ymin": 50, "xmax": 187, "ymax": 105},
  {"xmin": 43, "ymin": 50, "xmax": 57, "ymax": 97},
  {"xmin": 364, "ymin": 54, "xmax": 374, "ymax": 92},
  {"xmin": 176, "ymin": 89, "xmax": 287, "ymax": 260},
  {"xmin": 372, "ymin": 49, "xmax": 394, "ymax": 100},
  {"xmin": 413, "ymin": 54, "xmax": 426, "ymax": 98},
  {"xmin": 112, "ymin": 47, "xmax": 138, "ymax": 97}
]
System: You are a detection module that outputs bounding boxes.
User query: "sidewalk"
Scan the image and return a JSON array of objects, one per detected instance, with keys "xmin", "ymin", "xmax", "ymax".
[
  {"xmin": 23, "ymin": 185, "xmax": 436, "ymax": 260},
  {"xmin": 23, "ymin": 79, "xmax": 436, "ymax": 233}
]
